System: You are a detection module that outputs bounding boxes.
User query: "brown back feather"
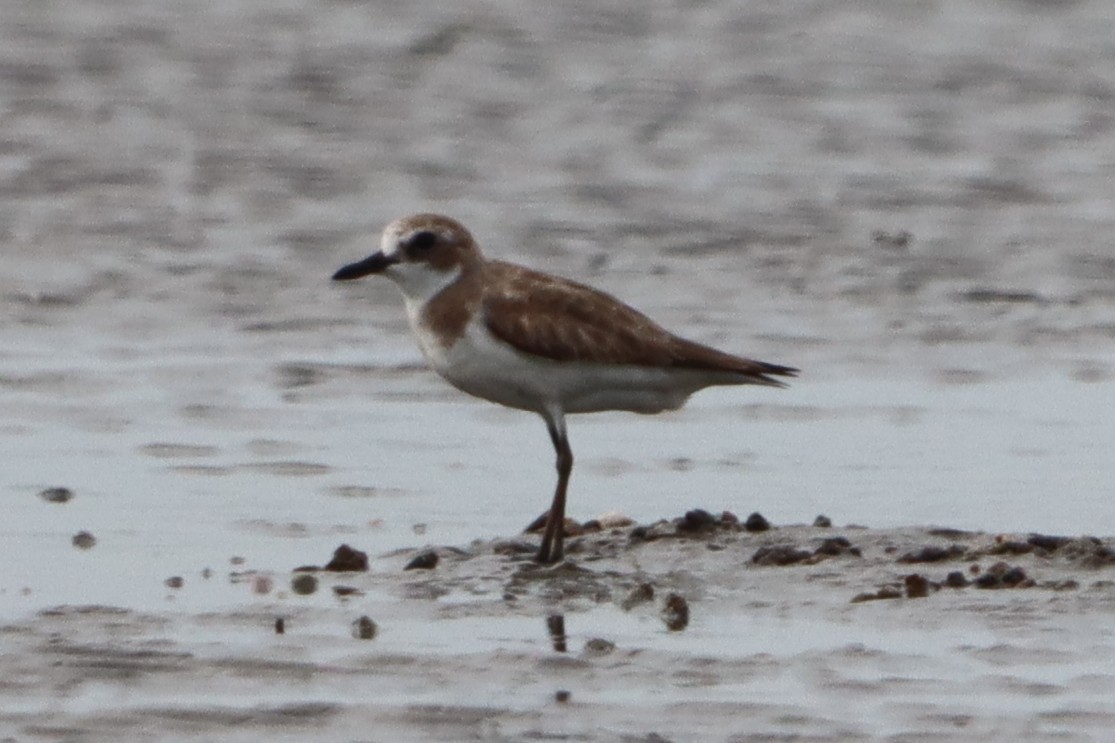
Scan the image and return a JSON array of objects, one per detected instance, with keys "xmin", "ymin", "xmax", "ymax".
[{"xmin": 481, "ymin": 262, "xmax": 797, "ymax": 385}]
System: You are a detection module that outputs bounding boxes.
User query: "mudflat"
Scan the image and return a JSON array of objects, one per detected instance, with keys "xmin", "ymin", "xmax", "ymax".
[{"xmin": 3, "ymin": 0, "xmax": 1115, "ymax": 740}]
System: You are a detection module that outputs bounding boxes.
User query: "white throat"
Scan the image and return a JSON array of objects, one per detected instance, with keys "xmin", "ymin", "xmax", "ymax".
[{"xmin": 388, "ymin": 262, "xmax": 462, "ymax": 310}]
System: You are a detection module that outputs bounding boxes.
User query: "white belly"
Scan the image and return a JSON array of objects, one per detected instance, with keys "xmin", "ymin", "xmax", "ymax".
[{"xmin": 407, "ymin": 313, "xmax": 722, "ymax": 416}]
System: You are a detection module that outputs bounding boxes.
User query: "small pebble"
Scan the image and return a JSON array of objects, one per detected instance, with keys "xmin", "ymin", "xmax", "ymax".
[
  {"xmin": 597, "ymin": 511, "xmax": 635, "ymax": 529},
  {"xmin": 945, "ymin": 571, "xmax": 969, "ymax": 588},
  {"xmin": 974, "ymin": 573, "xmax": 1001, "ymax": 589},
  {"xmin": 274, "ymin": 617, "xmax": 285, "ymax": 634},
  {"xmin": 904, "ymin": 574, "xmax": 930, "ymax": 599},
  {"xmin": 751, "ymin": 545, "xmax": 811, "ymax": 566},
  {"xmin": 744, "ymin": 512, "xmax": 771, "ymax": 532},
  {"xmin": 897, "ymin": 545, "xmax": 964, "ymax": 563},
  {"xmin": 332, "ymin": 585, "xmax": 361, "ymax": 597},
  {"xmin": 678, "ymin": 508, "xmax": 718, "ymax": 533},
  {"xmin": 39, "ymin": 487, "xmax": 74, "ymax": 504},
  {"xmin": 71, "ymin": 531, "xmax": 96, "ymax": 549},
  {"xmin": 324, "ymin": 544, "xmax": 369, "ymax": 572},
  {"xmin": 352, "ymin": 615, "xmax": 377, "ymax": 640},
  {"xmin": 583, "ymin": 638, "xmax": 616, "ymax": 657},
  {"xmin": 524, "ymin": 511, "xmax": 550, "ymax": 533},
  {"xmin": 164, "ymin": 576, "xmax": 184, "ymax": 589},
  {"xmin": 814, "ymin": 537, "xmax": 860, "ymax": 557},
  {"xmin": 662, "ymin": 593, "xmax": 689, "ymax": 631},
  {"xmin": 547, "ymin": 614, "xmax": 567, "ymax": 653},
  {"xmin": 291, "ymin": 573, "xmax": 318, "ymax": 595},
  {"xmin": 813, "ymin": 514, "xmax": 832, "ymax": 528},
  {"xmin": 555, "ymin": 690, "xmax": 571, "ymax": 703},
  {"xmin": 1027, "ymin": 533, "xmax": 1071, "ymax": 552},
  {"xmin": 404, "ymin": 550, "xmax": 439, "ymax": 571},
  {"xmin": 251, "ymin": 575, "xmax": 274, "ymax": 594}
]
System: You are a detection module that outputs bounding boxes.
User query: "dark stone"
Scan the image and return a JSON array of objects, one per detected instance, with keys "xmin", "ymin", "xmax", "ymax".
[
  {"xmin": 1027, "ymin": 533, "xmax": 1072, "ymax": 552},
  {"xmin": 751, "ymin": 545, "xmax": 812, "ymax": 566},
  {"xmin": 662, "ymin": 593, "xmax": 689, "ymax": 631},
  {"xmin": 71, "ymin": 531, "xmax": 96, "ymax": 549},
  {"xmin": 547, "ymin": 614, "xmax": 567, "ymax": 653},
  {"xmin": 897, "ymin": 544, "xmax": 965, "ymax": 563},
  {"xmin": 352, "ymin": 615, "xmax": 377, "ymax": 640},
  {"xmin": 814, "ymin": 536, "xmax": 860, "ymax": 557},
  {"xmin": 164, "ymin": 576, "xmax": 184, "ymax": 589},
  {"xmin": 291, "ymin": 573, "xmax": 318, "ymax": 595},
  {"xmin": 904, "ymin": 574, "xmax": 931, "ymax": 598},
  {"xmin": 678, "ymin": 508, "xmax": 718, "ymax": 533},
  {"xmin": 524, "ymin": 511, "xmax": 553, "ymax": 533},
  {"xmin": 324, "ymin": 544, "xmax": 369, "ymax": 572},
  {"xmin": 404, "ymin": 550, "xmax": 439, "ymax": 571},
  {"xmin": 39, "ymin": 487, "xmax": 74, "ymax": 504},
  {"xmin": 274, "ymin": 617, "xmax": 285, "ymax": 634},
  {"xmin": 721, "ymin": 510, "xmax": 739, "ymax": 525},
  {"xmin": 555, "ymin": 690, "xmax": 571, "ymax": 703},
  {"xmin": 583, "ymin": 638, "xmax": 616, "ymax": 657},
  {"xmin": 990, "ymin": 540, "xmax": 1032, "ymax": 555},
  {"xmin": 926, "ymin": 528, "xmax": 976, "ymax": 538},
  {"xmin": 973, "ymin": 561, "xmax": 1033, "ymax": 589},
  {"xmin": 332, "ymin": 585, "xmax": 361, "ymax": 597},
  {"xmin": 975, "ymin": 573, "xmax": 1002, "ymax": 589},
  {"xmin": 813, "ymin": 514, "xmax": 832, "ymax": 528},
  {"xmin": 744, "ymin": 512, "xmax": 771, "ymax": 532},
  {"xmin": 945, "ymin": 571, "xmax": 969, "ymax": 588}
]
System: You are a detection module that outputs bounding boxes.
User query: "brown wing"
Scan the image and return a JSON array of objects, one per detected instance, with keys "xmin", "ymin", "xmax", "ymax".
[{"xmin": 481, "ymin": 261, "xmax": 798, "ymax": 386}]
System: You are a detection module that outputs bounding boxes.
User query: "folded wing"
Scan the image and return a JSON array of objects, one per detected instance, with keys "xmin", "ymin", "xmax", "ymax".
[{"xmin": 481, "ymin": 262, "xmax": 797, "ymax": 386}]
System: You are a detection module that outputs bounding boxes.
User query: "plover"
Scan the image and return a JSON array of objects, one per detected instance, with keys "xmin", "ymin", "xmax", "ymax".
[{"xmin": 333, "ymin": 214, "xmax": 797, "ymax": 563}]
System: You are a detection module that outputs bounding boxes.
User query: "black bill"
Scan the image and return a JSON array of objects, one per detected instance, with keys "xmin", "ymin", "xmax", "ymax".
[{"xmin": 331, "ymin": 252, "xmax": 398, "ymax": 281}]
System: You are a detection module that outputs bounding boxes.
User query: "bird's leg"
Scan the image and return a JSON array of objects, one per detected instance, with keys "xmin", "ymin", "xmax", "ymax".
[{"xmin": 537, "ymin": 412, "xmax": 573, "ymax": 564}]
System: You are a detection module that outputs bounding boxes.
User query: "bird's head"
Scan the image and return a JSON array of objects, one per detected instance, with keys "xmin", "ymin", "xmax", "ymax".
[{"xmin": 332, "ymin": 213, "xmax": 481, "ymax": 301}]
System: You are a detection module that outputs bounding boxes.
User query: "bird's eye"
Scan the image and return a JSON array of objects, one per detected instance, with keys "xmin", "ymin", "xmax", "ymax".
[{"xmin": 408, "ymin": 231, "xmax": 438, "ymax": 252}]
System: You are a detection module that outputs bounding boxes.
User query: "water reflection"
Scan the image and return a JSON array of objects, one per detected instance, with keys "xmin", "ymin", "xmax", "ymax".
[{"xmin": 546, "ymin": 613, "xmax": 567, "ymax": 652}]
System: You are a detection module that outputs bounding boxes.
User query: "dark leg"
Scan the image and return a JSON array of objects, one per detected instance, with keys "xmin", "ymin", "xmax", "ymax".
[{"xmin": 537, "ymin": 411, "xmax": 573, "ymax": 564}]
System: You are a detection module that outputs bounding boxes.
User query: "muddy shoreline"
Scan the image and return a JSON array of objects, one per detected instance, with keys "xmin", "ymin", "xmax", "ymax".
[
  {"xmin": 5, "ymin": 0, "xmax": 1115, "ymax": 739},
  {"xmin": 7, "ymin": 517, "xmax": 1115, "ymax": 741}
]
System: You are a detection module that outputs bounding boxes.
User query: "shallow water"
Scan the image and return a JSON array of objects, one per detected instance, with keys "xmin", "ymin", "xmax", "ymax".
[{"xmin": 4, "ymin": 0, "xmax": 1115, "ymax": 740}]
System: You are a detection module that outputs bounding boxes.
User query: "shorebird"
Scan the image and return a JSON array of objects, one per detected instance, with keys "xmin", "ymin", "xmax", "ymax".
[{"xmin": 333, "ymin": 214, "xmax": 796, "ymax": 563}]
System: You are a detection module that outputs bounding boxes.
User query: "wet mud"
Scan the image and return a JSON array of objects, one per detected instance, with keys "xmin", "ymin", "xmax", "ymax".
[{"xmin": 5, "ymin": 0, "xmax": 1115, "ymax": 740}]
